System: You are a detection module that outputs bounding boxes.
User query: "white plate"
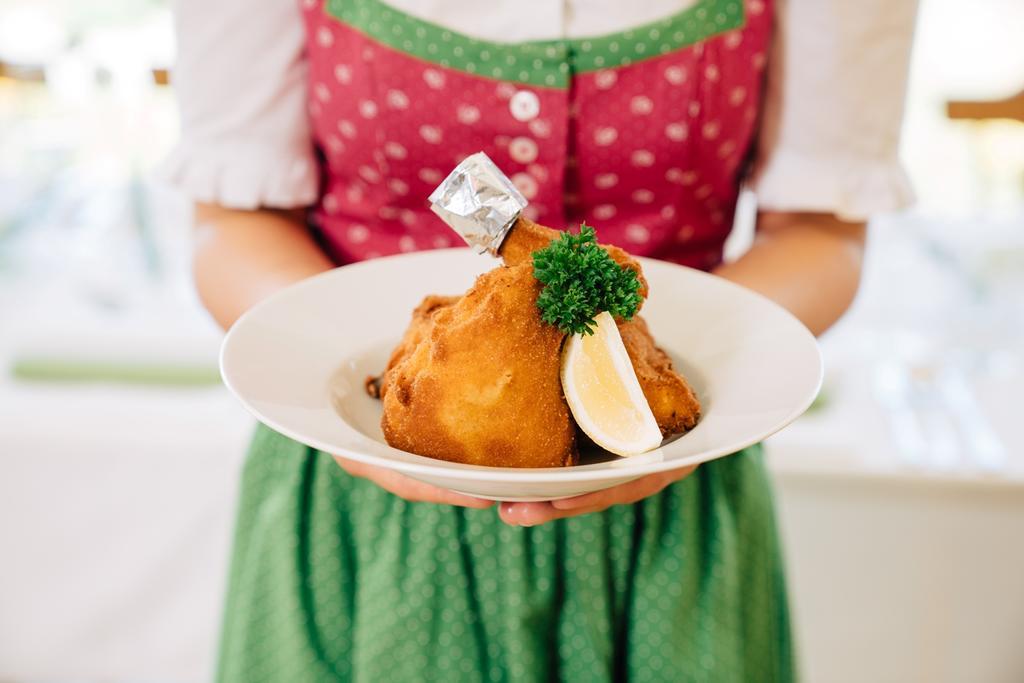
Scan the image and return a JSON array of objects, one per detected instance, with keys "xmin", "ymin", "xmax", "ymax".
[{"xmin": 221, "ymin": 249, "xmax": 822, "ymax": 501}]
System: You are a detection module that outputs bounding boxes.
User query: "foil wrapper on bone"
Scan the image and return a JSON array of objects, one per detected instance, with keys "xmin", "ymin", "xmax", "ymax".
[{"xmin": 429, "ymin": 152, "xmax": 528, "ymax": 256}]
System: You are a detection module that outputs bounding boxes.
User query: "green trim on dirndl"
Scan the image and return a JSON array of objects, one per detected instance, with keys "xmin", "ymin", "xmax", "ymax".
[{"xmin": 325, "ymin": 0, "xmax": 745, "ymax": 87}]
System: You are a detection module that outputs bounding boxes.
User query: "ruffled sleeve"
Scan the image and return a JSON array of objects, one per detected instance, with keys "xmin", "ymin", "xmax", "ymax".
[
  {"xmin": 158, "ymin": 0, "xmax": 318, "ymax": 209},
  {"xmin": 751, "ymin": 0, "xmax": 919, "ymax": 221}
]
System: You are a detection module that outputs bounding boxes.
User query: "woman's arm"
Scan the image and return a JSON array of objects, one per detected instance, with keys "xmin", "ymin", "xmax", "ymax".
[
  {"xmin": 193, "ymin": 204, "xmax": 335, "ymax": 330},
  {"xmin": 500, "ymin": 211, "xmax": 866, "ymax": 525},
  {"xmin": 715, "ymin": 211, "xmax": 866, "ymax": 336},
  {"xmin": 194, "ymin": 203, "xmax": 494, "ymax": 509}
]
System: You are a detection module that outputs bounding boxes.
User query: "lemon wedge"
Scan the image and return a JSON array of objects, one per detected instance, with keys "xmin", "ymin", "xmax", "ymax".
[{"xmin": 561, "ymin": 311, "xmax": 662, "ymax": 456}]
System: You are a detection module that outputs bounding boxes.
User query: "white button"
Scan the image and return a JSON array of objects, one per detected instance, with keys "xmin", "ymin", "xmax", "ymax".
[
  {"xmin": 511, "ymin": 173, "xmax": 538, "ymax": 200},
  {"xmin": 509, "ymin": 137, "xmax": 538, "ymax": 164},
  {"xmin": 509, "ymin": 90, "xmax": 540, "ymax": 121}
]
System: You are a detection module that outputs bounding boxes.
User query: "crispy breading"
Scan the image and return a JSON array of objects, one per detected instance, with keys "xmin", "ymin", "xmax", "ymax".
[
  {"xmin": 618, "ymin": 315, "xmax": 702, "ymax": 436},
  {"xmin": 380, "ymin": 263, "xmax": 576, "ymax": 468},
  {"xmin": 372, "ymin": 295, "xmax": 459, "ymax": 400}
]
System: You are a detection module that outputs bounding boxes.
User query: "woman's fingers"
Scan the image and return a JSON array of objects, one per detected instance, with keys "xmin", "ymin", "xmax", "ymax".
[
  {"xmin": 498, "ymin": 501, "xmax": 606, "ymax": 526},
  {"xmin": 333, "ymin": 456, "xmax": 495, "ymax": 508},
  {"xmin": 547, "ymin": 477, "xmax": 653, "ymax": 511},
  {"xmin": 334, "ymin": 457, "xmax": 696, "ymax": 520},
  {"xmin": 366, "ymin": 467, "xmax": 496, "ymax": 508},
  {"xmin": 550, "ymin": 466, "xmax": 697, "ymax": 511}
]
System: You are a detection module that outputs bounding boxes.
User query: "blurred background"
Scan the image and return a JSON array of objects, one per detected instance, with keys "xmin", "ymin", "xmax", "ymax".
[{"xmin": 1, "ymin": 0, "xmax": 1022, "ymax": 681}]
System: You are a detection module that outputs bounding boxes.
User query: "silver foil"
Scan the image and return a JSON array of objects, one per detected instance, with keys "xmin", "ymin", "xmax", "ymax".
[{"xmin": 428, "ymin": 151, "xmax": 527, "ymax": 256}]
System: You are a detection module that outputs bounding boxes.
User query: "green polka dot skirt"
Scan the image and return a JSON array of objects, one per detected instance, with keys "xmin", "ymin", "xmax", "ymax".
[{"xmin": 216, "ymin": 424, "xmax": 794, "ymax": 682}]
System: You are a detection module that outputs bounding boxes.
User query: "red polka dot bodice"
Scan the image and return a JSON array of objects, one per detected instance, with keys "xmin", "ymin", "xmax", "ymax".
[{"xmin": 301, "ymin": 0, "xmax": 771, "ymax": 270}]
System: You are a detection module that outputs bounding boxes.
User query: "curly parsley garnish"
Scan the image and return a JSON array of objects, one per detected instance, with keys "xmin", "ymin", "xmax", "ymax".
[{"xmin": 532, "ymin": 224, "xmax": 642, "ymax": 336}]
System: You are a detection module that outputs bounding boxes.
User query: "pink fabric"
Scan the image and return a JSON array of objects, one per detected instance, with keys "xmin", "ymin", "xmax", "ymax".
[{"xmin": 301, "ymin": 1, "xmax": 771, "ymax": 270}]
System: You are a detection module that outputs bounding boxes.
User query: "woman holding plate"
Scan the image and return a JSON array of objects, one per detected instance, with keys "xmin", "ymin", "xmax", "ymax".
[{"xmin": 165, "ymin": 0, "xmax": 916, "ymax": 679}]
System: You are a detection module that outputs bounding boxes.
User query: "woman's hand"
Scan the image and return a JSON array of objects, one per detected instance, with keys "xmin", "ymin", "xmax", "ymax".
[
  {"xmin": 333, "ymin": 456, "xmax": 495, "ymax": 509},
  {"xmin": 498, "ymin": 465, "xmax": 697, "ymax": 526}
]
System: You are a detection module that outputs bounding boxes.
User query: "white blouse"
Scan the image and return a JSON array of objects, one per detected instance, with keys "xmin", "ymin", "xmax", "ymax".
[{"xmin": 162, "ymin": 0, "xmax": 918, "ymax": 221}]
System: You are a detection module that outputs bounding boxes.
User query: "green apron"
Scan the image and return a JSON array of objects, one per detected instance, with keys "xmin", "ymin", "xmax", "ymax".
[{"xmin": 217, "ymin": 425, "xmax": 793, "ymax": 681}]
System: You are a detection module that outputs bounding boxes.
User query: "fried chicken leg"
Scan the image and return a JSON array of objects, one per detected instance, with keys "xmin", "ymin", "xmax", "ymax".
[
  {"xmin": 368, "ymin": 295, "xmax": 459, "ymax": 400},
  {"xmin": 372, "ymin": 217, "xmax": 700, "ymax": 467}
]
